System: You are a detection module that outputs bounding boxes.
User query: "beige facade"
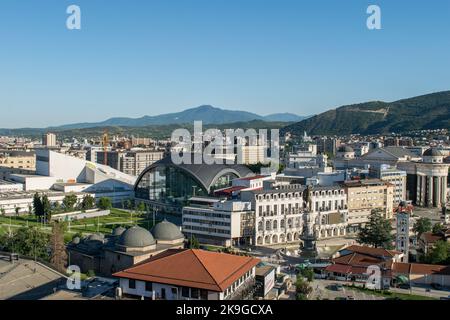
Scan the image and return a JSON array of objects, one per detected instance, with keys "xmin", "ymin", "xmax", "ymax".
[
  {"xmin": 344, "ymin": 179, "xmax": 394, "ymax": 233},
  {"xmin": 0, "ymin": 152, "xmax": 36, "ymax": 180}
]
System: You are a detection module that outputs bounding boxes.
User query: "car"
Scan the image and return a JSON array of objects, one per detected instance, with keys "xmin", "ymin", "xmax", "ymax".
[
  {"xmin": 335, "ymin": 284, "xmax": 344, "ymax": 291},
  {"xmin": 431, "ymin": 283, "xmax": 443, "ymax": 290},
  {"xmin": 347, "ymin": 295, "xmax": 355, "ymax": 300},
  {"xmin": 398, "ymin": 283, "xmax": 411, "ymax": 290}
]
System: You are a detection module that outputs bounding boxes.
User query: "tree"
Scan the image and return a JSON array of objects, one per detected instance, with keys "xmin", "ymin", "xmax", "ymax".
[
  {"xmin": 63, "ymin": 194, "xmax": 78, "ymax": 212},
  {"xmin": 188, "ymin": 235, "xmax": 200, "ymax": 249},
  {"xmin": 33, "ymin": 193, "xmax": 43, "ymax": 217},
  {"xmin": 424, "ymin": 240, "xmax": 450, "ymax": 265},
  {"xmin": 98, "ymin": 197, "xmax": 112, "ymax": 210},
  {"xmin": 49, "ymin": 222, "xmax": 68, "ymax": 273},
  {"xmin": 0, "ymin": 208, "xmax": 5, "ymax": 216},
  {"xmin": 300, "ymin": 267, "xmax": 315, "ymax": 282},
  {"xmin": 41, "ymin": 195, "xmax": 52, "ymax": 221},
  {"xmin": 432, "ymin": 223, "xmax": 445, "ymax": 235},
  {"xmin": 81, "ymin": 194, "xmax": 96, "ymax": 210},
  {"xmin": 357, "ymin": 209, "xmax": 393, "ymax": 248},
  {"xmin": 413, "ymin": 217, "xmax": 432, "ymax": 237},
  {"xmin": 296, "ymin": 276, "xmax": 312, "ymax": 299},
  {"xmin": 14, "ymin": 206, "xmax": 20, "ymax": 217},
  {"xmin": 0, "ymin": 227, "xmax": 49, "ymax": 260}
]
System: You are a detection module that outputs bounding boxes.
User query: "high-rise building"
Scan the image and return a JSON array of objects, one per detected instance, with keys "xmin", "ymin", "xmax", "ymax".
[
  {"xmin": 96, "ymin": 150, "xmax": 165, "ymax": 176},
  {"xmin": 42, "ymin": 132, "xmax": 57, "ymax": 147}
]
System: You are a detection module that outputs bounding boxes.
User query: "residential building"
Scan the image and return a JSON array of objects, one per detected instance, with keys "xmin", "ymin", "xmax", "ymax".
[
  {"xmin": 0, "ymin": 151, "xmax": 36, "ymax": 180},
  {"xmin": 96, "ymin": 149, "xmax": 165, "ymax": 176},
  {"xmin": 343, "ymin": 179, "xmax": 394, "ymax": 234},
  {"xmin": 113, "ymin": 249, "xmax": 260, "ymax": 300},
  {"xmin": 42, "ymin": 133, "xmax": 57, "ymax": 147},
  {"xmin": 370, "ymin": 164, "xmax": 407, "ymax": 206}
]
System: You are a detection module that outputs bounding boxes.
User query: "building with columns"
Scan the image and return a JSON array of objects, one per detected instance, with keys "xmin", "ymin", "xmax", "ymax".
[
  {"xmin": 334, "ymin": 146, "xmax": 450, "ymax": 208},
  {"xmin": 415, "ymin": 149, "xmax": 448, "ymax": 207}
]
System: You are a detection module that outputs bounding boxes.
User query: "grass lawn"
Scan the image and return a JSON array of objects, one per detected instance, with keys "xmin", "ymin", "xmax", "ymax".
[
  {"xmin": 0, "ymin": 208, "xmax": 162, "ymax": 242},
  {"xmin": 344, "ymin": 284, "xmax": 437, "ymax": 300}
]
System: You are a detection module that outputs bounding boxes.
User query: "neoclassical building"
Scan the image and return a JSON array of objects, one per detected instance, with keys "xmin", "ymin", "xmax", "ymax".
[
  {"xmin": 334, "ymin": 146, "xmax": 450, "ymax": 208},
  {"xmin": 240, "ymin": 184, "xmax": 348, "ymax": 246}
]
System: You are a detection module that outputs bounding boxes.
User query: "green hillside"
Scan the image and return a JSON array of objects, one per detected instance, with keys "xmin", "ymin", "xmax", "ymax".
[{"xmin": 282, "ymin": 91, "xmax": 450, "ymax": 136}]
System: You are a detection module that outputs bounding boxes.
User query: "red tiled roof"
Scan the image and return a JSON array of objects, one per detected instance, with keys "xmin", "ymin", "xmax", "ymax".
[
  {"xmin": 393, "ymin": 262, "xmax": 450, "ymax": 276},
  {"xmin": 325, "ymin": 264, "xmax": 351, "ymax": 274},
  {"xmin": 113, "ymin": 249, "xmax": 260, "ymax": 292},
  {"xmin": 421, "ymin": 232, "xmax": 444, "ymax": 244},
  {"xmin": 333, "ymin": 252, "xmax": 385, "ymax": 267},
  {"xmin": 342, "ymin": 245, "xmax": 401, "ymax": 258}
]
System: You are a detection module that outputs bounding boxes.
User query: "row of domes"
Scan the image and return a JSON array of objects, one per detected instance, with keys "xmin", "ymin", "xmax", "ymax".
[{"xmin": 71, "ymin": 219, "xmax": 184, "ymax": 249}]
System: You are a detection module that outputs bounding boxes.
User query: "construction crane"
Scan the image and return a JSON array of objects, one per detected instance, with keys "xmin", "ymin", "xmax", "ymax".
[{"xmin": 102, "ymin": 129, "xmax": 109, "ymax": 166}]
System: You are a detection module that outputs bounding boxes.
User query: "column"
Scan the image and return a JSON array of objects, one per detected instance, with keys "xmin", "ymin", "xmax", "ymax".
[
  {"xmin": 442, "ymin": 176, "xmax": 448, "ymax": 205},
  {"xmin": 435, "ymin": 177, "xmax": 441, "ymax": 208},
  {"xmin": 416, "ymin": 175, "xmax": 422, "ymax": 206},
  {"xmin": 428, "ymin": 176, "xmax": 434, "ymax": 207}
]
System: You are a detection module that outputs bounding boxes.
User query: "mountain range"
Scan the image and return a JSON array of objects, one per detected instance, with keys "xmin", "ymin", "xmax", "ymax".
[
  {"xmin": 282, "ymin": 91, "xmax": 450, "ymax": 136},
  {"xmin": 53, "ymin": 105, "xmax": 306, "ymax": 130}
]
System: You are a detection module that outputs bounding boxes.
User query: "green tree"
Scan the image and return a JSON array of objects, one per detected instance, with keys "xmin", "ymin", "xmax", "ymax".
[
  {"xmin": 413, "ymin": 217, "xmax": 432, "ymax": 237},
  {"xmin": 432, "ymin": 223, "xmax": 445, "ymax": 235},
  {"xmin": 33, "ymin": 193, "xmax": 43, "ymax": 217},
  {"xmin": 296, "ymin": 276, "xmax": 312, "ymax": 299},
  {"xmin": 41, "ymin": 195, "xmax": 52, "ymax": 221},
  {"xmin": 357, "ymin": 209, "xmax": 393, "ymax": 248},
  {"xmin": 98, "ymin": 197, "xmax": 112, "ymax": 210},
  {"xmin": 0, "ymin": 208, "xmax": 5, "ymax": 216},
  {"xmin": 188, "ymin": 235, "xmax": 200, "ymax": 249},
  {"xmin": 424, "ymin": 240, "xmax": 450, "ymax": 265},
  {"xmin": 62, "ymin": 194, "xmax": 78, "ymax": 212},
  {"xmin": 81, "ymin": 194, "xmax": 96, "ymax": 210},
  {"xmin": 301, "ymin": 267, "xmax": 315, "ymax": 282},
  {"xmin": 0, "ymin": 227, "xmax": 49, "ymax": 260}
]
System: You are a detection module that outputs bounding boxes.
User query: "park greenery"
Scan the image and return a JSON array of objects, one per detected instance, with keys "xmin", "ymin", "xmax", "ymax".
[
  {"xmin": 357, "ymin": 209, "xmax": 393, "ymax": 249},
  {"xmin": 413, "ymin": 217, "xmax": 432, "ymax": 237},
  {"xmin": 295, "ymin": 276, "xmax": 313, "ymax": 300}
]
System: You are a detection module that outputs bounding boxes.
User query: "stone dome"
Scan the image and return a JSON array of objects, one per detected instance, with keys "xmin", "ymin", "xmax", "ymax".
[
  {"xmin": 423, "ymin": 148, "xmax": 444, "ymax": 157},
  {"xmin": 112, "ymin": 226, "xmax": 126, "ymax": 237},
  {"xmin": 338, "ymin": 145, "xmax": 354, "ymax": 153},
  {"xmin": 87, "ymin": 233, "xmax": 104, "ymax": 242},
  {"xmin": 118, "ymin": 226, "xmax": 156, "ymax": 247},
  {"xmin": 151, "ymin": 219, "xmax": 184, "ymax": 241}
]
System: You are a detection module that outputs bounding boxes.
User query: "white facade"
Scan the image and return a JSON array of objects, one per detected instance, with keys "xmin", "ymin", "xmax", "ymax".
[
  {"xmin": 182, "ymin": 200, "xmax": 253, "ymax": 246},
  {"xmin": 118, "ymin": 266, "xmax": 256, "ymax": 300},
  {"xmin": 396, "ymin": 212, "xmax": 411, "ymax": 263}
]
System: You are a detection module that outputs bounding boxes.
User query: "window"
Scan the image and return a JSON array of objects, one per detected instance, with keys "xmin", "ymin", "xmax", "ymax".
[
  {"xmin": 182, "ymin": 287, "xmax": 190, "ymax": 298},
  {"xmin": 128, "ymin": 279, "xmax": 136, "ymax": 289},
  {"xmin": 191, "ymin": 288, "xmax": 200, "ymax": 299},
  {"xmin": 145, "ymin": 282, "xmax": 152, "ymax": 292},
  {"xmin": 200, "ymin": 290, "xmax": 208, "ymax": 300}
]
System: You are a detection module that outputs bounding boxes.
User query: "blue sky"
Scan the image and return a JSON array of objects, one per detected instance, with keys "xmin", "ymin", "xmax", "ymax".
[{"xmin": 1, "ymin": 0, "xmax": 449, "ymax": 128}]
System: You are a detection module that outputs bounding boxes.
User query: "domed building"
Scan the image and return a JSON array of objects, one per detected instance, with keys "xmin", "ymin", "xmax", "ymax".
[
  {"xmin": 423, "ymin": 148, "xmax": 444, "ymax": 164},
  {"xmin": 336, "ymin": 145, "xmax": 355, "ymax": 159},
  {"xmin": 134, "ymin": 155, "xmax": 254, "ymax": 214},
  {"xmin": 151, "ymin": 219, "xmax": 184, "ymax": 245},
  {"xmin": 67, "ymin": 221, "xmax": 185, "ymax": 276}
]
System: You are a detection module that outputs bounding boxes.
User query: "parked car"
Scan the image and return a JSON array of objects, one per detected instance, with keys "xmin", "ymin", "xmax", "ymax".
[
  {"xmin": 347, "ymin": 295, "xmax": 355, "ymax": 300},
  {"xmin": 335, "ymin": 284, "xmax": 344, "ymax": 291},
  {"xmin": 431, "ymin": 283, "xmax": 443, "ymax": 290},
  {"xmin": 398, "ymin": 283, "xmax": 411, "ymax": 290}
]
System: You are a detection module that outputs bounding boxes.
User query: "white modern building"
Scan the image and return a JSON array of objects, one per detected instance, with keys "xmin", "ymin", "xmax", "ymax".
[{"xmin": 182, "ymin": 198, "xmax": 254, "ymax": 247}]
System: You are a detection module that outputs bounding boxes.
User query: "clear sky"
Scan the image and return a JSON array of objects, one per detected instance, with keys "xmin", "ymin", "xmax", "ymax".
[{"xmin": 1, "ymin": 0, "xmax": 450, "ymax": 128}]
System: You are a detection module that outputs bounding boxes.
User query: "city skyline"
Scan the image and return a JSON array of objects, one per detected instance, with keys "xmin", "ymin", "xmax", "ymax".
[{"xmin": 1, "ymin": 0, "xmax": 450, "ymax": 128}]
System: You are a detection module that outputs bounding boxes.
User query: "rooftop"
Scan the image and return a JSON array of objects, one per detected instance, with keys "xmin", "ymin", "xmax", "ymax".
[{"xmin": 114, "ymin": 249, "xmax": 260, "ymax": 292}]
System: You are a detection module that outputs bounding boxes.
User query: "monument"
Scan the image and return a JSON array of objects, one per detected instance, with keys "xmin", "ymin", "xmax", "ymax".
[{"xmin": 300, "ymin": 185, "xmax": 318, "ymax": 258}]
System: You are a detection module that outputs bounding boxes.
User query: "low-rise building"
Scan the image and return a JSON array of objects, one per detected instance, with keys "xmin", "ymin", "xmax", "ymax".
[{"xmin": 113, "ymin": 249, "xmax": 260, "ymax": 300}]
